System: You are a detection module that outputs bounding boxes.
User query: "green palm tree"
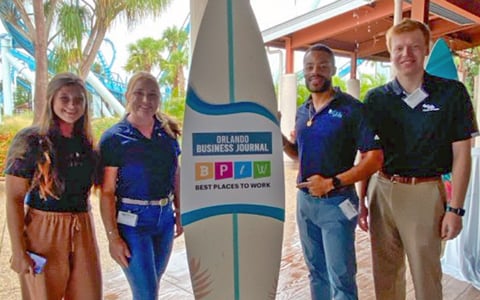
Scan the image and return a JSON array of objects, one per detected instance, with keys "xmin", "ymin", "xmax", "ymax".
[
  {"xmin": 159, "ymin": 26, "xmax": 189, "ymax": 97},
  {"xmin": 0, "ymin": 0, "xmax": 172, "ymax": 121},
  {"xmin": 124, "ymin": 37, "xmax": 166, "ymax": 73}
]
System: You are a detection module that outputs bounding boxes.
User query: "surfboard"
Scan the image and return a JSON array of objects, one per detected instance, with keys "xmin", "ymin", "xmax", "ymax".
[
  {"xmin": 425, "ymin": 38, "xmax": 458, "ymax": 80},
  {"xmin": 180, "ymin": 1, "xmax": 285, "ymax": 299}
]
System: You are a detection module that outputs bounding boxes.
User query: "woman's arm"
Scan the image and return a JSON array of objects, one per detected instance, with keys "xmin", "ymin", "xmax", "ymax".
[
  {"xmin": 100, "ymin": 166, "xmax": 131, "ymax": 267},
  {"xmin": 173, "ymin": 166, "xmax": 183, "ymax": 237},
  {"xmin": 5, "ymin": 175, "xmax": 34, "ymax": 274}
]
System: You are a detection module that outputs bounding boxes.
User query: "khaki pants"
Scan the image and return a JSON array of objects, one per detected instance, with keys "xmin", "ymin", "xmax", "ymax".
[
  {"xmin": 19, "ymin": 208, "xmax": 102, "ymax": 300},
  {"xmin": 368, "ymin": 174, "xmax": 446, "ymax": 300}
]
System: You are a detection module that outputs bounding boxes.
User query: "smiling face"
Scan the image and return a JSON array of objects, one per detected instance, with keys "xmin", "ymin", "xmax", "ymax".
[
  {"xmin": 52, "ymin": 84, "xmax": 86, "ymax": 126},
  {"xmin": 126, "ymin": 77, "xmax": 161, "ymax": 120},
  {"xmin": 303, "ymin": 49, "xmax": 336, "ymax": 93},
  {"xmin": 390, "ymin": 29, "xmax": 429, "ymax": 78}
]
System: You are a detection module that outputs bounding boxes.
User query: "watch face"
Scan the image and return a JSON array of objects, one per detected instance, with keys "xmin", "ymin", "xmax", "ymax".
[{"xmin": 333, "ymin": 176, "xmax": 342, "ymax": 189}]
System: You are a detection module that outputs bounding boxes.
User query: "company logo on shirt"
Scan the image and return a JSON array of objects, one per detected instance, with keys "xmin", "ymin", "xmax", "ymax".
[
  {"xmin": 328, "ymin": 109, "xmax": 343, "ymax": 118},
  {"xmin": 422, "ymin": 103, "xmax": 440, "ymax": 112}
]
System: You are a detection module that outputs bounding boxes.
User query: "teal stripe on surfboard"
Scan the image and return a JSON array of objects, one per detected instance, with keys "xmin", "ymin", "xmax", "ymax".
[
  {"xmin": 181, "ymin": 204, "xmax": 285, "ymax": 226},
  {"xmin": 227, "ymin": 0, "xmax": 235, "ymax": 103},
  {"xmin": 425, "ymin": 38, "xmax": 458, "ymax": 80},
  {"xmin": 186, "ymin": 88, "xmax": 279, "ymax": 124},
  {"xmin": 233, "ymin": 214, "xmax": 240, "ymax": 300}
]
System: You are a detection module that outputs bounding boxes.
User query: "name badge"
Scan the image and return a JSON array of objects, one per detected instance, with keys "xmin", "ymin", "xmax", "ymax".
[
  {"xmin": 117, "ymin": 211, "xmax": 138, "ymax": 227},
  {"xmin": 403, "ymin": 87, "xmax": 428, "ymax": 109},
  {"xmin": 339, "ymin": 199, "xmax": 358, "ymax": 220}
]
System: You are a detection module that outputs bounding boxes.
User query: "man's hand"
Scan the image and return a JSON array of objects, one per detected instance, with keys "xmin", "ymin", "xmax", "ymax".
[
  {"xmin": 297, "ymin": 174, "xmax": 333, "ymax": 197},
  {"xmin": 358, "ymin": 202, "xmax": 369, "ymax": 232},
  {"xmin": 441, "ymin": 212, "xmax": 463, "ymax": 240}
]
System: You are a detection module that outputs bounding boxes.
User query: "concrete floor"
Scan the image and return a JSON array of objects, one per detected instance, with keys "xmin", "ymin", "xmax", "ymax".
[{"xmin": 1, "ymin": 162, "xmax": 479, "ymax": 299}]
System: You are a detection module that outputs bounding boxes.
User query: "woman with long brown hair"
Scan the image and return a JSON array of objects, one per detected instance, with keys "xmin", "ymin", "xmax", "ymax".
[{"xmin": 5, "ymin": 72, "xmax": 102, "ymax": 299}]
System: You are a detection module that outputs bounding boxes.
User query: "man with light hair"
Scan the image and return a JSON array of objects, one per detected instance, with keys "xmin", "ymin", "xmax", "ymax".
[{"xmin": 360, "ymin": 18, "xmax": 478, "ymax": 300}]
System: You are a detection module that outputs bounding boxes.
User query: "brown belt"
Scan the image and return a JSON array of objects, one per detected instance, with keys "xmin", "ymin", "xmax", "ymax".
[{"xmin": 379, "ymin": 171, "xmax": 441, "ymax": 185}]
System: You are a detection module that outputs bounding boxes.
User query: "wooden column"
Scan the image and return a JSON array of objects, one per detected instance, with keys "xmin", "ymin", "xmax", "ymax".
[
  {"xmin": 411, "ymin": 0, "xmax": 430, "ymax": 23},
  {"xmin": 285, "ymin": 37, "xmax": 294, "ymax": 74}
]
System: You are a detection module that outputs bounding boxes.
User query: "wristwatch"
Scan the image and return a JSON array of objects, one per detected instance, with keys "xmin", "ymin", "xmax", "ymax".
[
  {"xmin": 445, "ymin": 205, "xmax": 465, "ymax": 217},
  {"xmin": 332, "ymin": 176, "xmax": 342, "ymax": 189}
]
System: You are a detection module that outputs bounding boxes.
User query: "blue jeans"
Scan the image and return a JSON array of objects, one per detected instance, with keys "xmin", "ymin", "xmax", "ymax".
[
  {"xmin": 117, "ymin": 203, "xmax": 175, "ymax": 300},
  {"xmin": 297, "ymin": 189, "xmax": 359, "ymax": 300}
]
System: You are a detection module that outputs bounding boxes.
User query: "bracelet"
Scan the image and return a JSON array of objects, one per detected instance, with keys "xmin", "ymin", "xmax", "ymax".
[{"xmin": 106, "ymin": 229, "xmax": 120, "ymax": 240}]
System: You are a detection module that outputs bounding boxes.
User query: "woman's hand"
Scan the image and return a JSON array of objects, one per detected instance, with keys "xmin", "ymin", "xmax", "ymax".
[
  {"xmin": 10, "ymin": 251, "xmax": 34, "ymax": 274},
  {"xmin": 174, "ymin": 210, "xmax": 184, "ymax": 237},
  {"xmin": 108, "ymin": 236, "xmax": 131, "ymax": 268}
]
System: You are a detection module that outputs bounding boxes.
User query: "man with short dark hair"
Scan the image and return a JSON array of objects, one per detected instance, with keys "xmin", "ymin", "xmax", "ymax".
[
  {"xmin": 283, "ymin": 43, "xmax": 383, "ymax": 300},
  {"xmin": 361, "ymin": 19, "xmax": 478, "ymax": 300}
]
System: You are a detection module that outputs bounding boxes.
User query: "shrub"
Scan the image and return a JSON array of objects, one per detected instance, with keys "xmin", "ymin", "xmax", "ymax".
[
  {"xmin": 0, "ymin": 114, "xmax": 120, "ymax": 174},
  {"xmin": 0, "ymin": 112, "xmax": 34, "ymax": 174}
]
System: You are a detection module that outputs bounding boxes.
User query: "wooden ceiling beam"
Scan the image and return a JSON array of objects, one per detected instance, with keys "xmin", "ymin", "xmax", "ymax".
[
  {"xmin": 432, "ymin": 0, "xmax": 480, "ymax": 24},
  {"xmin": 290, "ymin": 0, "xmax": 402, "ymax": 49}
]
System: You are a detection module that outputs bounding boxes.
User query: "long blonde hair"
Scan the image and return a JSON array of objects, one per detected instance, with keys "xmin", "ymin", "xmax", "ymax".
[
  {"xmin": 8, "ymin": 72, "xmax": 96, "ymax": 199},
  {"xmin": 125, "ymin": 71, "xmax": 181, "ymax": 138}
]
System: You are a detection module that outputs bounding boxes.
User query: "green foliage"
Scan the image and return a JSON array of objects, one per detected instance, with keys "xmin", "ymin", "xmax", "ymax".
[
  {"xmin": 91, "ymin": 117, "xmax": 120, "ymax": 143},
  {"xmin": 332, "ymin": 76, "xmax": 347, "ymax": 91},
  {"xmin": 457, "ymin": 49, "xmax": 479, "ymax": 97},
  {"xmin": 163, "ymin": 96, "xmax": 185, "ymax": 123},
  {"xmin": 359, "ymin": 73, "xmax": 387, "ymax": 101},
  {"xmin": 14, "ymin": 79, "xmax": 32, "ymax": 107},
  {"xmin": 0, "ymin": 112, "xmax": 33, "ymax": 173},
  {"xmin": 294, "ymin": 72, "xmax": 386, "ymax": 106},
  {"xmin": 296, "ymin": 76, "xmax": 346, "ymax": 106},
  {"xmin": 124, "ymin": 25, "xmax": 189, "ymax": 99},
  {"xmin": 124, "ymin": 37, "xmax": 166, "ymax": 73}
]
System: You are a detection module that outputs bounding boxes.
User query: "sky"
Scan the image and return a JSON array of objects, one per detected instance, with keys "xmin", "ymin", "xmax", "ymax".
[
  {"xmin": 0, "ymin": 0, "xmax": 333, "ymax": 79},
  {"xmin": 106, "ymin": 0, "xmax": 319, "ymax": 78}
]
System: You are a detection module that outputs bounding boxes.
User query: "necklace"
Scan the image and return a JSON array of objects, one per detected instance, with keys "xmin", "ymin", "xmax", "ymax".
[
  {"xmin": 307, "ymin": 103, "xmax": 315, "ymax": 127},
  {"xmin": 307, "ymin": 89, "xmax": 334, "ymax": 127}
]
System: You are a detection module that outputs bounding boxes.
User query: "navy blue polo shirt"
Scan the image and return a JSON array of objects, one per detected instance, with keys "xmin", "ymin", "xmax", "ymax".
[
  {"xmin": 99, "ymin": 116, "xmax": 180, "ymax": 200},
  {"xmin": 5, "ymin": 127, "xmax": 95, "ymax": 212},
  {"xmin": 364, "ymin": 72, "xmax": 478, "ymax": 177},
  {"xmin": 295, "ymin": 88, "xmax": 381, "ymax": 183}
]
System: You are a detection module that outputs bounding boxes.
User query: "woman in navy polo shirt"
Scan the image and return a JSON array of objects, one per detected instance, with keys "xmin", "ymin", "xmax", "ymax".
[
  {"xmin": 5, "ymin": 72, "xmax": 102, "ymax": 299},
  {"xmin": 99, "ymin": 71, "xmax": 183, "ymax": 300}
]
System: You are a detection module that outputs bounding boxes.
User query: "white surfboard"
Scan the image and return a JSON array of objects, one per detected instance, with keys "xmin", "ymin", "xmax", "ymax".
[{"xmin": 180, "ymin": 0, "xmax": 285, "ymax": 299}]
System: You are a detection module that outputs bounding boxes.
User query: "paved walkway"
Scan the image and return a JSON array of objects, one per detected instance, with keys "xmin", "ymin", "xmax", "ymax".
[{"xmin": 1, "ymin": 163, "xmax": 479, "ymax": 299}]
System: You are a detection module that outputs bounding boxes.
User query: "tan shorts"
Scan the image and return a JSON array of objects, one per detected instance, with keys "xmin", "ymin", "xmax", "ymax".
[{"xmin": 19, "ymin": 208, "xmax": 102, "ymax": 300}]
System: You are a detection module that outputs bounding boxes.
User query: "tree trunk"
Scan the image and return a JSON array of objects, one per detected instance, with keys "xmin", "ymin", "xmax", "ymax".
[
  {"xmin": 79, "ymin": 28, "xmax": 107, "ymax": 79},
  {"xmin": 32, "ymin": 1, "xmax": 49, "ymax": 124}
]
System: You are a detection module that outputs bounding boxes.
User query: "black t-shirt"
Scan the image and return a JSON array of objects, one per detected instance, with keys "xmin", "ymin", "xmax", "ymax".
[
  {"xmin": 364, "ymin": 72, "xmax": 478, "ymax": 177},
  {"xmin": 4, "ymin": 127, "xmax": 95, "ymax": 212}
]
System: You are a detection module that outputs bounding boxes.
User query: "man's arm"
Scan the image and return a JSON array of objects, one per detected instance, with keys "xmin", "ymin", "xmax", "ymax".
[
  {"xmin": 298, "ymin": 149, "xmax": 383, "ymax": 199},
  {"xmin": 282, "ymin": 133, "xmax": 299, "ymax": 161},
  {"xmin": 441, "ymin": 138, "xmax": 471, "ymax": 240}
]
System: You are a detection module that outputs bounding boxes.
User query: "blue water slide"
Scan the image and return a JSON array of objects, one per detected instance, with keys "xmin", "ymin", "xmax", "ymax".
[
  {"xmin": 337, "ymin": 59, "xmax": 364, "ymax": 78},
  {"xmin": 1, "ymin": 16, "xmax": 126, "ymax": 114}
]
